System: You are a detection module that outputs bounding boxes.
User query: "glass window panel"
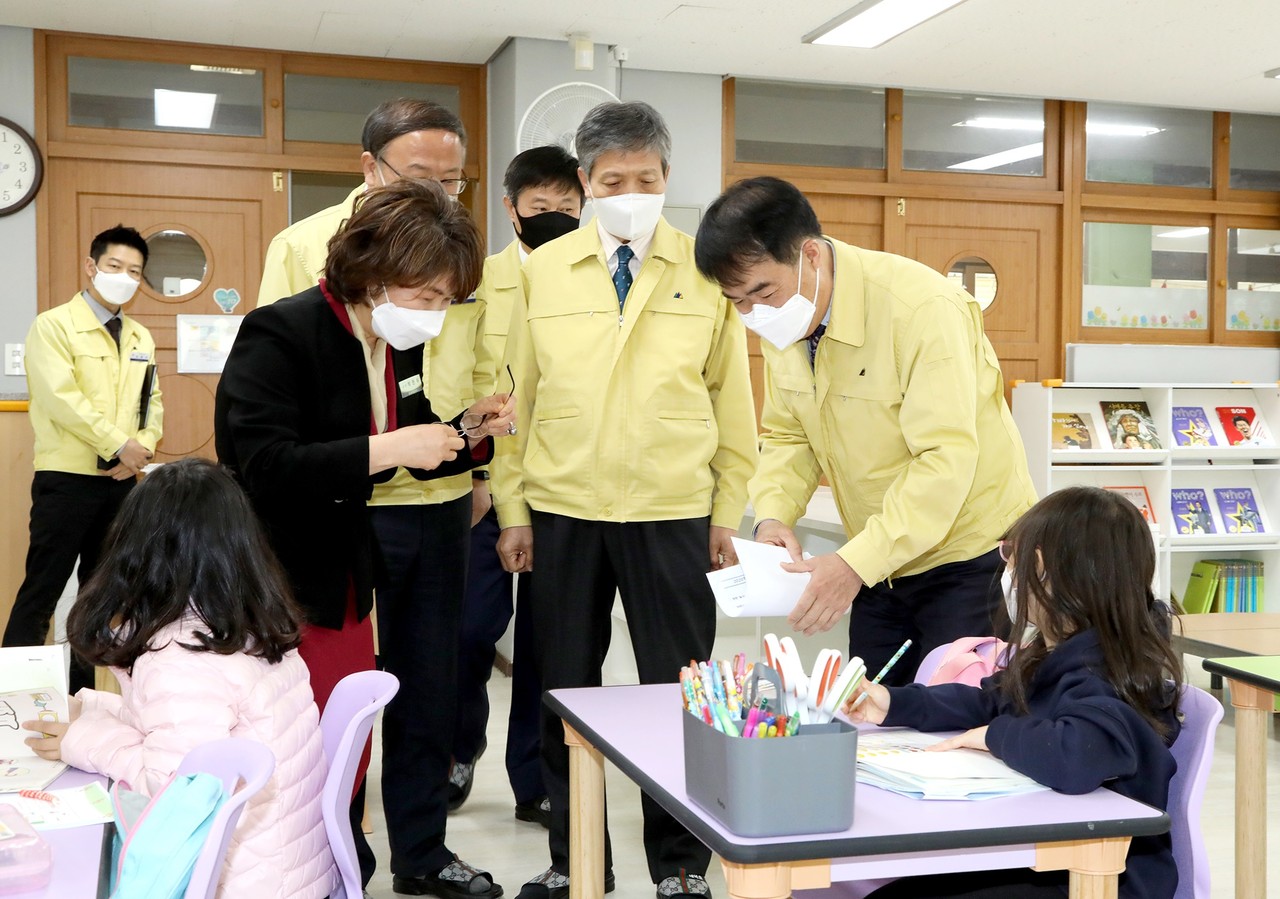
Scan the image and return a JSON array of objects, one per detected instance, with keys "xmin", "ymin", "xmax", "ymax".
[
  {"xmin": 1227, "ymin": 228, "xmax": 1280, "ymax": 332},
  {"xmin": 733, "ymin": 79, "xmax": 884, "ymax": 169},
  {"xmin": 67, "ymin": 57, "xmax": 263, "ymax": 137},
  {"xmin": 289, "ymin": 171, "xmax": 364, "ymax": 224},
  {"xmin": 1082, "ymin": 222, "xmax": 1208, "ymax": 329},
  {"xmin": 284, "ymin": 75, "xmax": 460, "ymax": 144},
  {"xmin": 1230, "ymin": 114, "xmax": 1280, "ymax": 192},
  {"xmin": 1085, "ymin": 103, "xmax": 1212, "ymax": 188},
  {"xmin": 902, "ymin": 92, "xmax": 1044, "ymax": 176}
]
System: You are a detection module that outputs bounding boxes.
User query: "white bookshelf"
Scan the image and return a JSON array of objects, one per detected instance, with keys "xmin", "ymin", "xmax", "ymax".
[{"xmin": 1012, "ymin": 381, "xmax": 1280, "ymax": 611}]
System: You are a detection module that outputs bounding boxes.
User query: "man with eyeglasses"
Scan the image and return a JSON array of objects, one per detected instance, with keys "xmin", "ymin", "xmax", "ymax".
[{"xmin": 257, "ymin": 99, "xmax": 502, "ymax": 899}]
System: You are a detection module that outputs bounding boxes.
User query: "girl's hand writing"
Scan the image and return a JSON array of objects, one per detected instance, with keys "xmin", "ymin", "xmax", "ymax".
[
  {"xmin": 927, "ymin": 725, "xmax": 990, "ymax": 753},
  {"xmin": 842, "ymin": 681, "xmax": 890, "ymax": 724}
]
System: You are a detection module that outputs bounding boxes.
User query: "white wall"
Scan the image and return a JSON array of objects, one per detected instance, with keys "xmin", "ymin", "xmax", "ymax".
[
  {"xmin": 485, "ymin": 36, "xmax": 722, "ymax": 253},
  {"xmin": 0, "ymin": 26, "xmax": 37, "ymax": 397}
]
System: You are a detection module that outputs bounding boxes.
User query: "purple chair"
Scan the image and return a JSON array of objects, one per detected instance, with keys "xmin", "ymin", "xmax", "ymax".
[
  {"xmin": 1169, "ymin": 684, "xmax": 1222, "ymax": 899},
  {"xmin": 175, "ymin": 737, "xmax": 276, "ymax": 899},
  {"xmin": 320, "ymin": 669, "xmax": 400, "ymax": 899},
  {"xmin": 912, "ymin": 644, "xmax": 952, "ymax": 684}
]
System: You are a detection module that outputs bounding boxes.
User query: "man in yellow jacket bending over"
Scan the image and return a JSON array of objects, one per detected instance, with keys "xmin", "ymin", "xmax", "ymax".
[
  {"xmin": 5, "ymin": 225, "xmax": 163, "ymax": 694},
  {"xmin": 493, "ymin": 102, "xmax": 757, "ymax": 899},
  {"xmin": 694, "ymin": 176, "xmax": 1037, "ymax": 687}
]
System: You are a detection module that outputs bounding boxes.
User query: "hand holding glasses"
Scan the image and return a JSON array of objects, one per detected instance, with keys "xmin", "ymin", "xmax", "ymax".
[{"xmin": 456, "ymin": 365, "xmax": 518, "ymax": 440}]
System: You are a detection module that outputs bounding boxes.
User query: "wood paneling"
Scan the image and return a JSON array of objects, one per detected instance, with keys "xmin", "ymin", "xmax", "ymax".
[{"xmin": 0, "ymin": 409, "xmax": 33, "ymax": 634}]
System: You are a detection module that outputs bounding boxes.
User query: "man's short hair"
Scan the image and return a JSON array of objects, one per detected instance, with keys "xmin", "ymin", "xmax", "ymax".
[
  {"xmin": 89, "ymin": 225, "xmax": 149, "ymax": 267},
  {"xmin": 361, "ymin": 99, "xmax": 466, "ymax": 157},
  {"xmin": 575, "ymin": 101, "xmax": 671, "ymax": 178},
  {"xmin": 695, "ymin": 177, "xmax": 822, "ymax": 287},
  {"xmin": 503, "ymin": 145, "xmax": 584, "ymax": 203}
]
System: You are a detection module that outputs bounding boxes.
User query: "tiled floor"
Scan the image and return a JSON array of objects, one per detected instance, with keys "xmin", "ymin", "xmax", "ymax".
[{"xmin": 362, "ymin": 655, "xmax": 1280, "ymax": 899}]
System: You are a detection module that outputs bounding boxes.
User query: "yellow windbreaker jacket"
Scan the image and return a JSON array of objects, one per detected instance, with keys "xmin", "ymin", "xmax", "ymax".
[{"xmin": 750, "ymin": 239, "xmax": 1037, "ymax": 587}]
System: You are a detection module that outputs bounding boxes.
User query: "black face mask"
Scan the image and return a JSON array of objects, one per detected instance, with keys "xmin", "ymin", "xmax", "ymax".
[{"xmin": 515, "ymin": 210, "xmax": 580, "ymax": 250}]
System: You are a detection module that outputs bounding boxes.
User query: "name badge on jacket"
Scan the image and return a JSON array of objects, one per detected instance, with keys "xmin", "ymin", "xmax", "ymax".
[
  {"xmin": 398, "ymin": 374, "xmax": 423, "ymax": 398},
  {"xmin": 129, "ymin": 352, "xmax": 151, "ymax": 362}
]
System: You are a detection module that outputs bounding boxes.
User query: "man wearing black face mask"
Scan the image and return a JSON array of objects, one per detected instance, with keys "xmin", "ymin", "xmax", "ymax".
[{"xmin": 447, "ymin": 146, "xmax": 583, "ymax": 828}]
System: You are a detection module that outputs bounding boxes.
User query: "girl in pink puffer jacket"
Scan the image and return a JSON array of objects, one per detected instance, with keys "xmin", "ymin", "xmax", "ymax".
[{"xmin": 24, "ymin": 458, "xmax": 338, "ymax": 899}]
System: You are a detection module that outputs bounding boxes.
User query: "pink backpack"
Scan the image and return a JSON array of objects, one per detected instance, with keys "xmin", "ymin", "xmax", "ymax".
[{"xmin": 926, "ymin": 636, "xmax": 1014, "ymax": 687}]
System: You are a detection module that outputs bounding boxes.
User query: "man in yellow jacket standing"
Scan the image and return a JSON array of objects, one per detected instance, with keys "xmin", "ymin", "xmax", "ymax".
[
  {"xmin": 694, "ymin": 176, "xmax": 1037, "ymax": 686},
  {"xmin": 5, "ymin": 225, "xmax": 162, "ymax": 694},
  {"xmin": 493, "ymin": 102, "xmax": 757, "ymax": 899},
  {"xmin": 257, "ymin": 98, "xmax": 501, "ymax": 899}
]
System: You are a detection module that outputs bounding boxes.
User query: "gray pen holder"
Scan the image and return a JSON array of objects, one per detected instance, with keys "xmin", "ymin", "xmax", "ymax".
[{"xmin": 682, "ymin": 664, "xmax": 859, "ymax": 837}]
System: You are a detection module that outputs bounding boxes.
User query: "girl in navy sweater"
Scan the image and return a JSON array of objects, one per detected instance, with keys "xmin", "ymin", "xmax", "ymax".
[{"xmin": 848, "ymin": 486, "xmax": 1183, "ymax": 899}]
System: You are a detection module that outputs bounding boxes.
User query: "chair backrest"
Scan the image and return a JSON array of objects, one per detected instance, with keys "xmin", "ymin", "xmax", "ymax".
[
  {"xmin": 175, "ymin": 737, "xmax": 276, "ymax": 899},
  {"xmin": 913, "ymin": 644, "xmax": 952, "ymax": 684},
  {"xmin": 1168, "ymin": 684, "xmax": 1223, "ymax": 899},
  {"xmin": 320, "ymin": 669, "xmax": 400, "ymax": 899}
]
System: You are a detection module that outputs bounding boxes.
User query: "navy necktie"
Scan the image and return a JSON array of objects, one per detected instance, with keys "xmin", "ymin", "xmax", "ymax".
[
  {"xmin": 105, "ymin": 317, "xmax": 122, "ymax": 347},
  {"xmin": 613, "ymin": 245, "xmax": 635, "ymax": 309},
  {"xmin": 807, "ymin": 323, "xmax": 827, "ymax": 368}
]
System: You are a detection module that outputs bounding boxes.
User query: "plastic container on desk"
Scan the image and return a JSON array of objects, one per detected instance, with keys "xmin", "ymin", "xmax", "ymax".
[
  {"xmin": 682, "ymin": 665, "xmax": 859, "ymax": 837},
  {"xmin": 0, "ymin": 803, "xmax": 52, "ymax": 893}
]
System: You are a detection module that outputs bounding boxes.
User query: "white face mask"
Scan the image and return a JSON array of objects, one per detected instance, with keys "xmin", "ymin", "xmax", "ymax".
[
  {"xmin": 1000, "ymin": 568, "xmax": 1018, "ymax": 624},
  {"xmin": 738, "ymin": 249, "xmax": 819, "ymax": 351},
  {"xmin": 369, "ymin": 288, "xmax": 446, "ymax": 351},
  {"xmin": 92, "ymin": 268, "xmax": 140, "ymax": 306},
  {"xmin": 590, "ymin": 192, "xmax": 665, "ymax": 242}
]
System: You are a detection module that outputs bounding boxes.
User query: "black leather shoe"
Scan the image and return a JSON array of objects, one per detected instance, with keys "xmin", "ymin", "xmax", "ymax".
[
  {"xmin": 514, "ymin": 796, "xmax": 551, "ymax": 829},
  {"xmin": 514, "ymin": 868, "xmax": 615, "ymax": 899},
  {"xmin": 447, "ymin": 737, "xmax": 488, "ymax": 812},
  {"xmin": 393, "ymin": 858, "xmax": 503, "ymax": 899}
]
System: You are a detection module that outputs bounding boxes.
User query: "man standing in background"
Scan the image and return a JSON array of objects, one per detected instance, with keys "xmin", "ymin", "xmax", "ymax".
[
  {"xmin": 449, "ymin": 145, "xmax": 584, "ymax": 828},
  {"xmin": 258, "ymin": 98, "xmax": 501, "ymax": 899},
  {"xmin": 6, "ymin": 225, "xmax": 163, "ymax": 694}
]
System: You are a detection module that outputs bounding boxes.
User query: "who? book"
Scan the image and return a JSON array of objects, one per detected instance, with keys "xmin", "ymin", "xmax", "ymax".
[
  {"xmin": 1213, "ymin": 487, "xmax": 1265, "ymax": 534},
  {"xmin": 1171, "ymin": 488, "xmax": 1216, "ymax": 535},
  {"xmin": 1172, "ymin": 406, "xmax": 1217, "ymax": 447}
]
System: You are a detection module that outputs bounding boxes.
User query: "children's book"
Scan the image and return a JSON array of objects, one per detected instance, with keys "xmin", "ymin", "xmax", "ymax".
[
  {"xmin": 1216, "ymin": 406, "xmax": 1273, "ymax": 447},
  {"xmin": 856, "ymin": 730, "xmax": 1049, "ymax": 801},
  {"xmin": 1099, "ymin": 401, "xmax": 1162, "ymax": 449},
  {"xmin": 1050, "ymin": 411, "xmax": 1094, "ymax": 449},
  {"xmin": 1170, "ymin": 488, "xmax": 1216, "ymax": 535},
  {"xmin": 1213, "ymin": 487, "xmax": 1266, "ymax": 535},
  {"xmin": 1181, "ymin": 560, "xmax": 1223, "ymax": 614},
  {"xmin": 0, "ymin": 645, "xmax": 71, "ymax": 793},
  {"xmin": 1102, "ymin": 485, "xmax": 1156, "ymax": 523},
  {"xmin": 1171, "ymin": 406, "xmax": 1218, "ymax": 447}
]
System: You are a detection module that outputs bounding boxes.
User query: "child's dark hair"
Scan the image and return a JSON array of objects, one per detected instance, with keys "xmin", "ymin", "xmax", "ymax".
[
  {"xmin": 1001, "ymin": 486, "xmax": 1182, "ymax": 736},
  {"xmin": 68, "ymin": 458, "xmax": 302, "ymax": 671}
]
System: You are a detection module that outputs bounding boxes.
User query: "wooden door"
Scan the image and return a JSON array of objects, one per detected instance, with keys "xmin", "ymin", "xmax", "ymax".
[
  {"xmin": 44, "ymin": 160, "xmax": 286, "ymax": 460},
  {"xmin": 894, "ymin": 199, "xmax": 1061, "ymax": 385}
]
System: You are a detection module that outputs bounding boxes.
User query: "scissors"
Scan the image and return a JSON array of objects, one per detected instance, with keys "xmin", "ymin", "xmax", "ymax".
[{"xmin": 808, "ymin": 647, "xmax": 844, "ymax": 721}]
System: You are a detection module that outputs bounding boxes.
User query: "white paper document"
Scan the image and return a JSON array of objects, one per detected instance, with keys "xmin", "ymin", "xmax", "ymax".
[
  {"xmin": 0, "ymin": 645, "xmax": 71, "ymax": 792},
  {"xmin": 705, "ymin": 537, "xmax": 812, "ymax": 618},
  {"xmin": 856, "ymin": 730, "xmax": 1050, "ymax": 801}
]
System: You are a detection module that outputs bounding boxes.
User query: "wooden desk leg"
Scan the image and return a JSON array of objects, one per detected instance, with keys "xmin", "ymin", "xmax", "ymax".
[
  {"xmin": 720, "ymin": 860, "xmax": 830, "ymax": 899},
  {"xmin": 564, "ymin": 723, "xmax": 606, "ymax": 899},
  {"xmin": 1035, "ymin": 836, "xmax": 1129, "ymax": 899},
  {"xmin": 1227, "ymin": 678, "xmax": 1271, "ymax": 899}
]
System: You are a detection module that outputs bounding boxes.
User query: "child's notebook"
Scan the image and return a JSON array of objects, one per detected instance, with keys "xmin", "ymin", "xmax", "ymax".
[
  {"xmin": 0, "ymin": 645, "xmax": 71, "ymax": 793},
  {"xmin": 856, "ymin": 730, "xmax": 1050, "ymax": 801}
]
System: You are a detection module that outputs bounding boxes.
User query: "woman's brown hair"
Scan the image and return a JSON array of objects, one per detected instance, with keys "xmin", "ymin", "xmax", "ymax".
[
  {"xmin": 1000, "ymin": 486, "xmax": 1182, "ymax": 737},
  {"xmin": 324, "ymin": 178, "xmax": 485, "ymax": 304}
]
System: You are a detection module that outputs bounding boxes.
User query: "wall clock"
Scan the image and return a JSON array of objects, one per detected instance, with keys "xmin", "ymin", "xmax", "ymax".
[{"xmin": 0, "ymin": 117, "xmax": 43, "ymax": 217}]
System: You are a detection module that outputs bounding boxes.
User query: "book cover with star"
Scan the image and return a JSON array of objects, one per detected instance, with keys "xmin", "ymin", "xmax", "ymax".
[
  {"xmin": 1171, "ymin": 406, "xmax": 1218, "ymax": 447},
  {"xmin": 1213, "ymin": 487, "xmax": 1266, "ymax": 534},
  {"xmin": 1170, "ymin": 488, "xmax": 1216, "ymax": 535},
  {"xmin": 1050, "ymin": 411, "xmax": 1094, "ymax": 449},
  {"xmin": 1215, "ymin": 406, "xmax": 1273, "ymax": 447},
  {"xmin": 1099, "ymin": 400, "xmax": 1162, "ymax": 449}
]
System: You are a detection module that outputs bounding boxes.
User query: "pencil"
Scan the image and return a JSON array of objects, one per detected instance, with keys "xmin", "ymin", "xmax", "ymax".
[{"xmin": 850, "ymin": 638, "xmax": 913, "ymax": 710}]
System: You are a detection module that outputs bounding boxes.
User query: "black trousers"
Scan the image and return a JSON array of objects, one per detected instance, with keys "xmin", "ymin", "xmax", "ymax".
[
  {"xmin": 453, "ymin": 508, "xmax": 544, "ymax": 804},
  {"xmin": 531, "ymin": 511, "xmax": 715, "ymax": 883},
  {"xmin": 865, "ymin": 867, "xmax": 1068, "ymax": 897},
  {"xmin": 3, "ymin": 471, "xmax": 134, "ymax": 694},
  {"xmin": 373, "ymin": 495, "xmax": 471, "ymax": 877},
  {"xmin": 847, "ymin": 549, "xmax": 1004, "ymax": 687}
]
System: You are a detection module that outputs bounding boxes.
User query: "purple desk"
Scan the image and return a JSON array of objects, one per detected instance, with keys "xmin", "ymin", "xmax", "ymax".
[
  {"xmin": 4, "ymin": 768, "xmax": 111, "ymax": 898},
  {"xmin": 547, "ymin": 684, "xmax": 1168, "ymax": 899}
]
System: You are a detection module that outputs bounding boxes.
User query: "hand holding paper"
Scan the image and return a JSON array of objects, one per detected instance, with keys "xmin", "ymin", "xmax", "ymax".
[
  {"xmin": 705, "ymin": 537, "xmax": 813, "ymax": 618},
  {"xmin": 785, "ymin": 552, "xmax": 863, "ymax": 635}
]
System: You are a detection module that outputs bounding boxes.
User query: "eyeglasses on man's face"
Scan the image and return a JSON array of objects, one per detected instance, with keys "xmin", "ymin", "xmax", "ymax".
[{"xmin": 377, "ymin": 156, "xmax": 472, "ymax": 195}]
